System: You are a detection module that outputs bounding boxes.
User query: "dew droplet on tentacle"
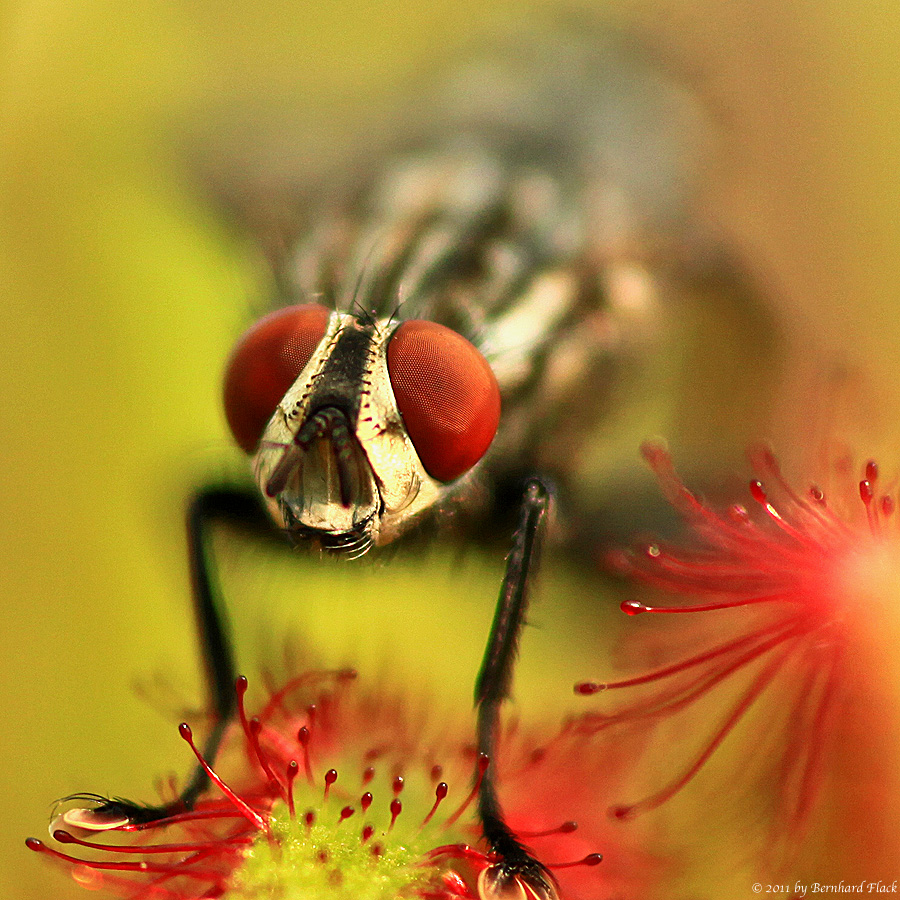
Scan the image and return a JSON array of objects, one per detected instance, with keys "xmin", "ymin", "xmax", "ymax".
[
  {"xmin": 420, "ymin": 781, "xmax": 449, "ymax": 828},
  {"xmin": 516, "ymin": 820, "xmax": 578, "ymax": 838},
  {"xmin": 297, "ymin": 726, "xmax": 315, "ymax": 785},
  {"xmin": 547, "ymin": 851, "xmax": 603, "ymax": 869},
  {"xmin": 179, "ymin": 722, "xmax": 268, "ymax": 833},
  {"xmin": 285, "ymin": 760, "xmax": 298, "ymax": 818},
  {"xmin": 323, "ymin": 768, "xmax": 338, "ymax": 800}
]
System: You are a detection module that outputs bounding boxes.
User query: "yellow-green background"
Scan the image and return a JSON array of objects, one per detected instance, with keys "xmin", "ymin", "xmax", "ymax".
[{"xmin": 3, "ymin": 2, "xmax": 900, "ymax": 899}]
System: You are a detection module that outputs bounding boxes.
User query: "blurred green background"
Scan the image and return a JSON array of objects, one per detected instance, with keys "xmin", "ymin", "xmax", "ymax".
[{"xmin": 3, "ymin": 1, "xmax": 900, "ymax": 899}]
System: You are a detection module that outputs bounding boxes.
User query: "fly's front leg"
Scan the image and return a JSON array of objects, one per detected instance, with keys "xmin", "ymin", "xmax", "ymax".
[
  {"xmin": 178, "ymin": 486, "xmax": 271, "ymax": 810},
  {"xmin": 60, "ymin": 485, "xmax": 269, "ymax": 827},
  {"xmin": 474, "ymin": 478, "xmax": 558, "ymax": 900}
]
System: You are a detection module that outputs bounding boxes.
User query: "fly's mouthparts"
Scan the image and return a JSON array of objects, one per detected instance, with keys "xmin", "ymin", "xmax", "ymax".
[
  {"xmin": 265, "ymin": 407, "xmax": 359, "ymax": 509},
  {"xmin": 264, "ymin": 443, "xmax": 303, "ymax": 498},
  {"xmin": 284, "ymin": 514, "xmax": 376, "ymax": 559},
  {"xmin": 261, "ymin": 405, "xmax": 382, "ymax": 544},
  {"xmin": 316, "ymin": 523, "xmax": 375, "ymax": 558},
  {"xmin": 295, "ymin": 408, "xmax": 357, "ymax": 509}
]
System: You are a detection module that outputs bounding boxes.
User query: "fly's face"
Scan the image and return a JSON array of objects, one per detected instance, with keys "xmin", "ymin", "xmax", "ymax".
[{"xmin": 223, "ymin": 303, "xmax": 501, "ymax": 552}]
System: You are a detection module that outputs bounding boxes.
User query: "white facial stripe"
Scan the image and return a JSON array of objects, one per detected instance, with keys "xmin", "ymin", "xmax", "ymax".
[{"xmin": 252, "ymin": 313, "xmax": 447, "ymax": 547}]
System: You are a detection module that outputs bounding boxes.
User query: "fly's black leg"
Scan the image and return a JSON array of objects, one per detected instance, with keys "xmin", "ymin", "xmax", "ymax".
[
  {"xmin": 62, "ymin": 485, "xmax": 270, "ymax": 827},
  {"xmin": 474, "ymin": 478, "xmax": 558, "ymax": 900},
  {"xmin": 178, "ymin": 486, "xmax": 271, "ymax": 810}
]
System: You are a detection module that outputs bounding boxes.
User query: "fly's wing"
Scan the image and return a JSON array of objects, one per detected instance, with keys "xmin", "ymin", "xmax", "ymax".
[{"xmin": 190, "ymin": 26, "xmax": 777, "ymax": 542}]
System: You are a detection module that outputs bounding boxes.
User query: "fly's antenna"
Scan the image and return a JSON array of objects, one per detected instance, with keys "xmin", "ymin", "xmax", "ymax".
[
  {"xmin": 351, "ymin": 298, "xmax": 378, "ymax": 328},
  {"xmin": 386, "ymin": 296, "xmax": 406, "ymax": 328},
  {"xmin": 347, "ymin": 234, "xmax": 386, "ymax": 325}
]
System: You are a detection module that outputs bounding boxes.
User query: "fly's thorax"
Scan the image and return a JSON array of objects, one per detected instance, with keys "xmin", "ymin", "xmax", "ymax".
[{"xmin": 251, "ymin": 311, "xmax": 445, "ymax": 549}]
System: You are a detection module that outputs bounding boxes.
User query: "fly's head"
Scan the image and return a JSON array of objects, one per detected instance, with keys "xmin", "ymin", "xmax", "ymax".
[{"xmin": 223, "ymin": 304, "xmax": 501, "ymax": 553}]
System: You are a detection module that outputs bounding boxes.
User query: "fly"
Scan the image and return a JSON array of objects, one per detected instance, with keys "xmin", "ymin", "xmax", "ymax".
[{"xmin": 57, "ymin": 30, "xmax": 739, "ymax": 900}]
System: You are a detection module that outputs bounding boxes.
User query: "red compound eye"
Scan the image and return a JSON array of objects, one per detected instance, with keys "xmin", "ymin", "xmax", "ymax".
[
  {"xmin": 387, "ymin": 320, "xmax": 501, "ymax": 483},
  {"xmin": 223, "ymin": 303, "xmax": 331, "ymax": 453}
]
